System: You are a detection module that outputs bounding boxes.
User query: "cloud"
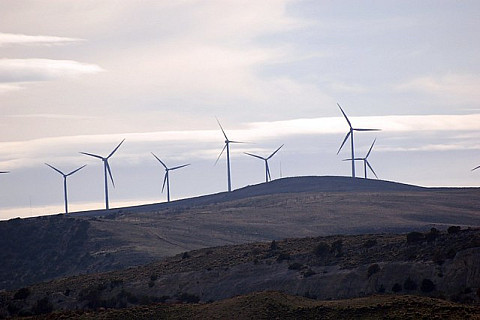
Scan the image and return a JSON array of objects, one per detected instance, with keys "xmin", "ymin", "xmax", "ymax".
[
  {"xmin": 0, "ymin": 32, "xmax": 84, "ymax": 47},
  {"xmin": 396, "ymin": 74, "xmax": 480, "ymax": 103},
  {"xmin": 0, "ymin": 58, "xmax": 104, "ymax": 83}
]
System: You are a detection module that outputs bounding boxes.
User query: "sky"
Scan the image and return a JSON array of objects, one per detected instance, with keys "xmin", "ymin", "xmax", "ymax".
[{"xmin": 1, "ymin": 1, "xmax": 480, "ymax": 220}]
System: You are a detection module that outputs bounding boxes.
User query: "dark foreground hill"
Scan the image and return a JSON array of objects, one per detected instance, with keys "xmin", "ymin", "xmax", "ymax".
[
  {"xmin": 1, "ymin": 228, "xmax": 479, "ymax": 318},
  {"xmin": 19, "ymin": 292, "xmax": 480, "ymax": 320},
  {"xmin": 1, "ymin": 176, "xmax": 480, "ymax": 291}
]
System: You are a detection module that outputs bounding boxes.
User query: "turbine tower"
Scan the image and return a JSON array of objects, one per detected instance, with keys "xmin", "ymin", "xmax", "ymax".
[
  {"xmin": 215, "ymin": 118, "xmax": 243, "ymax": 192},
  {"xmin": 45, "ymin": 163, "xmax": 86, "ymax": 214},
  {"xmin": 245, "ymin": 144, "xmax": 284, "ymax": 183},
  {"xmin": 80, "ymin": 139, "xmax": 125, "ymax": 210},
  {"xmin": 152, "ymin": 153, "xmax": 190, "ymax": 202},
  {"xmin": 337, "ymin": 103, "xmax": 380, "ymax": 178},
  {"xmin": 343, "ymin": 139, "xmax": 378, "ymax": 179}
]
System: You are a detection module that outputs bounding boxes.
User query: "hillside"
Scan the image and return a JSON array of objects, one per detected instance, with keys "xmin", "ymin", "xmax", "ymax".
[
  {"xmin": 18, "ymin": 292, "xmax": 480, "ymax": 320},
  {"xmin": 1, "ymin": 228, "xmax": 479, "ymax": 318},
  {"xmin": 1, "ymin": 176, "xmax": 480, "ymax": 291}
]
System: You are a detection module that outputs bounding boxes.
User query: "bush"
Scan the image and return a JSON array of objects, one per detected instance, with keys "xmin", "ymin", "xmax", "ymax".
[
  {"xmin": 406, "ymin": 232, "xmax": 425, "ymax": 243},
  {"xmin": 447, "ymin": 226, "xmax": 461, "ymax": 234},
  {"xmin": 404, "ymin": 277, "xmax": 417, "ymax": 291},
  {"xmin": 288, "ymin": 262, "xmax": 303, "ymax": 270},
  {"xmin": 303, "ymin": 269, "xmax": 316, "ymax": 278},
  {"xmin": 426, "ymin": 228, "xmax": 440, "ymax": 242},
  {"xmin": 421, "ymin": 279, "xmax": 435, "ymax": 293},
  {"xmin": 276, "ymin": 252, "xmax": 290, "ymax": 262},
  {"xmin": 313, "ymin": 242, "xmax": 330, "ymax": 257},
  {"xmin": 270, "ymin": 240, "xmax": 278, "ymax": 251},
  {"xmin": 178, "ymin": 293, "xmax": 200, "ymax": 303},
  {"xmin": 150, "ymin": 274, "xmax": 158, "ymax": 281},
  {"xmin": 182, "ymin": 252, "xmax": 190, "ymax": 259},
  {"xmin": 392, "ymin": 283, "xmax": 402, "ymax": 293},
  {"xmin": 331, "ymin": 240, "xmax": 343, "ymax": 256},
  {"xmin": 363, "ymin": 239, "xmax": 377, "ymax": 248},
  {"xmin": 367, "ymin": 264, "xmax": 380, "ymax": 278},
  {"xmin": 378, "ymin": 284, "xmax": 385, "ymax": 293},
  {"xmin": 13, "ymin": 287, "xmax": 30, "ymax": 300},
  {"xmin": 31, "ymin": 297, "xmax": 53, "ymax": 315}
]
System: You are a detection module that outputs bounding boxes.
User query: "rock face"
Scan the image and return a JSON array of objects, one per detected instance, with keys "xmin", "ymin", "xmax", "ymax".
[{"xmin": 1, "ymin": 228, "xmax": 479, "ymax": 317}]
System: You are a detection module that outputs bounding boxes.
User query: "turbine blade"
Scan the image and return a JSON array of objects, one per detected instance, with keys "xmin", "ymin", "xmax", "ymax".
[
  {"xmin": 354, "ymin": 128, "xmax": 381, "ymax": 132},
  {"xmin": 267, "ymin": 163, "xmax": 271, "ymax": 181},
  {"xmin": 229, "ymin": 140, "xmax": 245, "ymax": 144},
  {"xmin": 267, "ymin": 144, "xmax": 284, "ymax": 160},
  {"xmin": 80, "ymin": 152, "xmax": 104, "ymax": 160},
  {"xmin": 161, "ymin": 173, "xmax": 168, "ymax": 192},
  {"xmin": 337, "ymin": 103, "xmax": 352, "ymax": 128},
  {"xmin": 337, "ymin": 131, "xmax": 351, "ymax": 155},
  {"xmin": 472, "ymin": 165, "xmax": 480, "ymax": 171},
  {"xmin": 244, "ymin": 152, "xmax": 265, "ymax": 160},
  {"xmin": 214, "ymin": 144, "xmax": 227, "ymax": 165},
  {"xmin": 170, "ymin": 164, "xmax": 190, "ymax": 171},
  {"xmin": 151, "ymin": 152, "xmax": 167, "ymax": 169},
  {"xmin": 107, "ymin": 139, "xmax": 125, "ymax": 158},
  {"xmin": 45, "ymin": 163, "xmax": 65, "ymax": 176},
  {"xmin": 106, "ymin": 162, "xmax": 115, "ymax": 188},
  {"xmin": 66, "ymin": 164, "xmax": 87, "ymax": 176},
  {"xmin": 342, "ymin": 158, "xmax": 362, "ymax": 161},
  {"xmin": 0, "ymin": 171, "xmax": 9, "ymax": 174},
  {"xmin": 216, "ymin": 117, "xmax": 229, "ymax": 140},
  {"xmin": 365, "ymin": 138, "xmax": 376, "ymax": 158},
  {"xmin": 366, "ymin": 161, "xmax": 378, "ymax": 179}
]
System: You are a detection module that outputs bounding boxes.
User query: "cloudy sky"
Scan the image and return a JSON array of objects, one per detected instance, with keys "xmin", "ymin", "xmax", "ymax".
[{"xmin": 1, "ymin": 1, "xmax": 480, "ymax": 220}]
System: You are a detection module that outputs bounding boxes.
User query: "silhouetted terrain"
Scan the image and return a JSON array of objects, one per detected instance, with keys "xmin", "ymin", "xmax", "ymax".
[
  {"xmin": 1, "ymin": 176, "xmax": 480, "ymax": 291},
  {"xmin": 1, "ymin": 228, "xmax": 479, "ymax": 318},
  {"xmin": 18, "ymin": 292, "xmax": 480, "ymax": 319}
]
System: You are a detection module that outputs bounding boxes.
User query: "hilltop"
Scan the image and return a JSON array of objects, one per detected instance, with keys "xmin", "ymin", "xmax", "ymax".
[{"xmin": 1, "ymin": 176, "xmax": 480, "ymax": 291}]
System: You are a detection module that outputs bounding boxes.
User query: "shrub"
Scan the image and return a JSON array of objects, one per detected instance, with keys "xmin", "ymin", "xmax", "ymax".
[
  {"xmin": 392, "ymin": 283, "xmax": 402, "ymax": 293},
  {"xmin": 277, "ymin": 252, "xmax": 290, "ymax": 262},
  {"xmin": 331, "ymin": 240, "xmax": 343, "ymax": 256},
  {"xmin": 13, "ymin": 287, "xmax": 30, "ymax": 300},
  {"xmin": 182, "ymin": 252, "xmax": 190, "ymax": 259},
  {"xmin": 150, "ymin": 274, "xmax": 158, "ymax": 281},
  {"xmin": 406, "ymin": 231, "xmax": 425, "ymax": 243},
  {"xmin": 270, "ymin": 240, "xmax": 278, "ymax": 251},
  {"xmin": 404, "ymin": 277, "xmax": 417, "ymax": 291},
  {"xmin": 378, "ymin": 284, "xmax": 385, "ymax": 293},
  {"xmin": 421, "ymin": 279, "xmax": 435, "ymax": 293},
  {"xmin": 31, "ymin": 297, "xmax": 53, "ymax": 315},
  {"xmin": 363, "ymin": 239, "xmax": 377, "ymax": 248},
  {"xmin": 303, "ymin": 269, "xmax": 316, "ymax": 278},
  {"xmin": 148, "ymin": 280, "xmax": 155, "ymax": 288},
  {"xmin": 313, "ymin": 242, "xmax": 330, "ymax": 257},
  {"xmin": 447, "ymin": 226, "xmax": 461, "ymax": 234},
  {"xmin": 178, "ymin": 293, "xmax": 200, "ymax": 303},
  {"xmin": 446, "ymin": 248, "xmax": 457, "ymax": 259},
  {"xmin": 367, "ymin": 264, "xmax": 380, "ymax": 278},
  {"xmin": 426, "ymin": 228, "xmax": 440, "ymax": 242},
  {"xmin": 288, "ymin": 262, "xmax": 303, "ymax": 270}
]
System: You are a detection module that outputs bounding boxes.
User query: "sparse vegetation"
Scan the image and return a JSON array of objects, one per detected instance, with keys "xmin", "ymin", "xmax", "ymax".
[
  {"xmin": 13, "ymin": 287, "xmax": 30, "ymax": 300},
  {"xmin": 404, "ymin": 277, "xmax": 417, "ymax": 291},
  {"xmin": 406, "ymin": 231, "xmax": 425, "ymax": 243},
  {"xmin": 447, "ymin": 226, "xmax": 461, "ymax": 234},
  {"xmin": 363, "ymin": 239, "xmax": 377, "ymax": 248},
  {"xmin": 367, "ymin": 264, "xmax": 380, "ymax": 278},
  {"xmin": 392, "ymin": 283, "xmax": 402, "ymax": 293},
  {"xmin": 421, "ymin": 279, "xmax": 435, "ymax": 293},
  {"xmin": 313, "ymin": 242, "xmax": 330, "ymax": 257}
]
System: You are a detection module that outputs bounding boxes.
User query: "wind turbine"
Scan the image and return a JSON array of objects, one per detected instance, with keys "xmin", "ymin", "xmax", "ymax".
[
  {"xmin": 45, "ymin": 163, "xmax": 86, "ymax": 214},
  {"xmin": 215, "ymin": 118, "xmax": 243, "ymax": 192},
  {"xmin": 337, "ymin": 103, "xmax": 380, "ymax": 178},
  {"xmin": 343, "ymin": 139, "xmax": 378, "ymax": 179},
  {"xmin": 151, "ymin": 153, "xmax": 190, "ymax": 202},
  {"xmin": 80, "ymin": 139, "xmax": 125, "ymax": 210},
  {"xmin": 244, "ymin": 144, "xmax": 284, "ymax": 183}
]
